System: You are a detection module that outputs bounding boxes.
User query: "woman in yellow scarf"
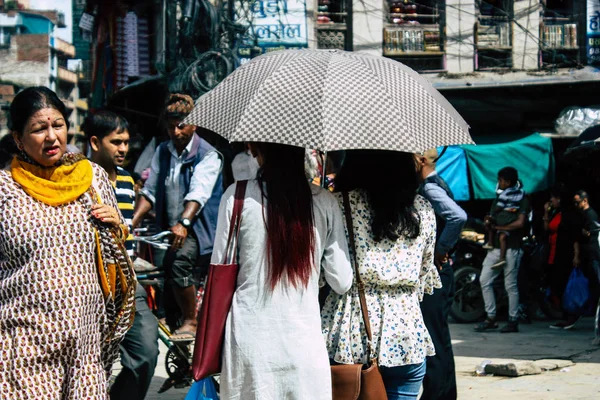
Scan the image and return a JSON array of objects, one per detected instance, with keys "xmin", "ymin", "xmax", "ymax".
[{"xmin": 0, "ymin": 87, "xmax": 135, "ymax": 400}]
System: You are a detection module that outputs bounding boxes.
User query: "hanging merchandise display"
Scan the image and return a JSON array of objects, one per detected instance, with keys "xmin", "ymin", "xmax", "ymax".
[
  {"xmin": 138, "ymin": 17, "xmax": 151, "ymax": 76},
  {"xmin": 90, "ymin": 14, "xmax": 116, "ymax": 109},
  {"xmin": 90, "ymin": 4, "xmax": 156, "ymax": 109},
  {"xmin": 116, "ymin": 11, "xmax": 140, "ymax": 88}
]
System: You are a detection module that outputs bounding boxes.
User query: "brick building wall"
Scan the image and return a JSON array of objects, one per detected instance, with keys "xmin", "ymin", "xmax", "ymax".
[
  {"xmin": 0, "ymin": 34, "xmax": 49, "ymax": 87},
  {"xmin": 16, "ymin": 34, "xmax": 49, "ymax": 62}
]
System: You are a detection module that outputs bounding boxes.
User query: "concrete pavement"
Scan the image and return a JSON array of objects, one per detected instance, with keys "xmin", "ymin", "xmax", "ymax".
[
  {"xmin": 143, "ymin": 339, "xmax": 190, "ymax": 400},
  {"xmin": 140, "ymin": 317, "xmax": 600, "ymax": 399},
  {"xmin": 451, "ymin": 316, "xmax": 600, "ymax": 399}
]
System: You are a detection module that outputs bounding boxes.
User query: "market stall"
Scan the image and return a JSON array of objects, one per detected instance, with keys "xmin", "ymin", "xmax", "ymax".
[{"xmin": 437, "ymin": 133, "xmax": 556, "ymax": 201}]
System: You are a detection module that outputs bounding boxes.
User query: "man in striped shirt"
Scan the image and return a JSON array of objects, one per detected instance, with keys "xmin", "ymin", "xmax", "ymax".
[
  {"xmin": 113, "ymin": 168, "xmax": 136, "ymax": 257},
  {"xmin": 84, "ymin": 110, "xmax": 159, "ymax": 400}
]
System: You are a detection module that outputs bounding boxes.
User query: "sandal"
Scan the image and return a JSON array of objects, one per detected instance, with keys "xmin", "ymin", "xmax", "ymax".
[
  {"xmin": 474, "ymin": 318, "xmax": 498, "ymax": 332},
  {"xmin": 170, "ymin": 327, "xmax": 196, "ymax": 343}
]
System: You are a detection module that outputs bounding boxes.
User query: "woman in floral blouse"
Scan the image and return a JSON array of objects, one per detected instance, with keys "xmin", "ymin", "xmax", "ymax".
[{"xmin": 321, "ymin": 150, "xmax": 441, "ymax": 400}]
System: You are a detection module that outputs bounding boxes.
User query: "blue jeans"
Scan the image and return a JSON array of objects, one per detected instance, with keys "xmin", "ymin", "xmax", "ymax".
[{"xmin": 379, "ymin": 362, "xmax": 426, "ymax": 400}]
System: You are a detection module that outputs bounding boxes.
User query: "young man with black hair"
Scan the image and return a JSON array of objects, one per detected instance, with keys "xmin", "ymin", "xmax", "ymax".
[
  {"xmin": 475, "ymin": 167, "xmax": 530, "ymax": 333},
  {"xmin": 84, "ymin": 110, "xmax": 159, "ymax": 400}
]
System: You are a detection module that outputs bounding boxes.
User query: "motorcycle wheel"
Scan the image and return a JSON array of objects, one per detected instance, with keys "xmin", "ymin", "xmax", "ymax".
[{"xmin": 450, "ymin": 266, "xmax": 486, "ymax": 323}]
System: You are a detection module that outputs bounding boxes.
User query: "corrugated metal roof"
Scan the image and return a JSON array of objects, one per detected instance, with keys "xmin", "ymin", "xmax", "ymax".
[{"xmin": 425, "ymin": 67, "xmax": 600, "ymax": 90}]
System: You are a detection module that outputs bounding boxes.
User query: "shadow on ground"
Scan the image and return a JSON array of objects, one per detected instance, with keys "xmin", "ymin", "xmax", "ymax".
[{"xmin": 451, "ymin": 317, "xmax": 600, "ymax": 363}]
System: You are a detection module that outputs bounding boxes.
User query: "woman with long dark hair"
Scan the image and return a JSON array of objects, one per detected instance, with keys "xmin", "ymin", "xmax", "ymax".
[
  {"xmin": 322, "ymin": 150, "xmax": 441, "ymax": 399},
  {"xmin": 211, "ymin": 142, "xmax": 352, "ymax": 399}
]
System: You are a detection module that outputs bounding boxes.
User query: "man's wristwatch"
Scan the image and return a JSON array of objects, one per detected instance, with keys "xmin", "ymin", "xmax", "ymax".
[{"xmin": 179, "ymin": 218, "xmax": 192, "ymax": 228}]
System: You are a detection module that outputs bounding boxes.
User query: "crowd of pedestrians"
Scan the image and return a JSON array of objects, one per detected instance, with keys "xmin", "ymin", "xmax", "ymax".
[
  {"xmin": 0, "ymin": 85, "xmax": 599, "ymax": 400},
  {"xmin": 542, "ymin": 188, "xmax": 600, "ymax": 334}
]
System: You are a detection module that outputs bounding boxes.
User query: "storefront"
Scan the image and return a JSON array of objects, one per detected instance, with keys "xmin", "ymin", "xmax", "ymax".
[
  {"xmin": 475, "ymin": 0, "xmax": 513, "ymax": 70},
  {"xmin": 541, "ymin": 0, "xmax": 581, "ymax": 69},
  {"xmin": 383, "ymin": 0, "xmax": 445, "ymax": 72},
  {"xmin": 316, "ymin": 0, "xmax": 352, "ymax": 50}
]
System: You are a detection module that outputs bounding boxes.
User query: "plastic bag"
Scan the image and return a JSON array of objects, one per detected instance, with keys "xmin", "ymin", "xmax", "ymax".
[
  {"xmin": 555, "ymin": 106, "xmax": 600, "ymax": 136},
  {"xmin": 562, "ymin": 267, "xmax": 590, "ymax": 315},
  {"xmin": 184, "ymin": 377, "xmax": 219, "ymax": 400}
]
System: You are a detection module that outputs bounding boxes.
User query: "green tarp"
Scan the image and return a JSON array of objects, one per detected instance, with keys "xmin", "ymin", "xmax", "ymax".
[{"xmin": 462, "ymin": 133, "xmax": 555, "ymax": 200}]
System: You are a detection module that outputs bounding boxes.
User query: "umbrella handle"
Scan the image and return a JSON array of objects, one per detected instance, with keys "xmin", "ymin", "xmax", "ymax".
[{"xmin": 321, "ymin": 151, "xmax": 328, "ymax": 189}]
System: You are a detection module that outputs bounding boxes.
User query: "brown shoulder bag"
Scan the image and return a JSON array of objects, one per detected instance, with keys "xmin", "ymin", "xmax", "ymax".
[{"xmin": 330, "ymin": 192, "xmax": 388, "ymax": 400}]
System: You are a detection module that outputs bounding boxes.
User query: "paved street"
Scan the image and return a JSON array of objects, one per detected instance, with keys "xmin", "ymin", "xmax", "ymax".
[
  {"xmin": 452, "ymin": 316, "xmax": 600, "ymax": 399},
  {"xmin": 143, "ymin": 317, "xmax": 600, "ymax": 399}
]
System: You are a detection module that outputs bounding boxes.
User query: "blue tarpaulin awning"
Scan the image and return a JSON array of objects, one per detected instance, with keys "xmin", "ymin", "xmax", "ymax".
[
  {"xmin": 436, "ymin": 146, "xmax": 470, "ymax": 201},
  {"xmin": 437, "ymin": 133, "xmax": 555, "ymax": 201}
]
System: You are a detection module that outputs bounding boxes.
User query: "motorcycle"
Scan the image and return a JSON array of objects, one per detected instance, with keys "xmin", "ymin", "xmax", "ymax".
[
  {"xmin": 450, "ymin": 235, "xmax": 508, "ymax": 323},
  {"xmin": 450, "ymin": 226, "xmax": 564, "ymax": 323}
]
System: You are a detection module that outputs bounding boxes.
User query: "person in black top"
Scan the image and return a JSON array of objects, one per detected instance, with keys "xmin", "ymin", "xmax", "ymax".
[
  {"xmin": 574, "ymin": 191, "xmax": 600, "ymax": 277},
  {"xmin": 574, "ymin": 191, "xmax": 600, "ymax": 316},
  {"xmin": 546, "ymin": 186, "xmax": 585, "ymax": 330}
]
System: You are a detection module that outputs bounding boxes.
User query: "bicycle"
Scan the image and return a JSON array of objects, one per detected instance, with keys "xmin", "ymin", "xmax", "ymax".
[{"xmin": 133, "ymin": 228, "xmax": 196, "ymax": 393}]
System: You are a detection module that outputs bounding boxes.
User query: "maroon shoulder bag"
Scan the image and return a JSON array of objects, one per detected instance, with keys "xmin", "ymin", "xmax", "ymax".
[{"xmin": 192, "ymin": 180, "xmax": 247, "ymax": 380}]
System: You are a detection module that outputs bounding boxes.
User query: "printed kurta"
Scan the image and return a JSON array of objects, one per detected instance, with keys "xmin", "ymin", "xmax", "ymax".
[
  {"xmin": 322, "ymin": 190, "xmax": 442, "ymax": 367},
  {"xmin": 0, "ymin": 163, "xmax": 123, "ymax": 399},
  {"xmin": 211, "ymin": 181, "xmax": 353, "ymax": 400}
]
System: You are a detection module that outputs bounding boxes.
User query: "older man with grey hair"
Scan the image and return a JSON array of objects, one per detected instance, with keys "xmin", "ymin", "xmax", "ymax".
[{"xmin": 133, "ymin": 94, "xmax": 224, "ymax": 342}]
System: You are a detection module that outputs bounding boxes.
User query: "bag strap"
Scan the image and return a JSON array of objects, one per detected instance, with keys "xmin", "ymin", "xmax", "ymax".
[
  {"xmin": 223, "ymin": 180, "xmax": 248, "ymax": 264},
  {"xmin": 342, "ymin": 192, "xmax": 375, "ymax": 359}
]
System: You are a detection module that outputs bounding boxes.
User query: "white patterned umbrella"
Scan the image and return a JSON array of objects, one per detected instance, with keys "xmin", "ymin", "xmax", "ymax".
[{"xmin": 184, "ymin": 49, "xmax": 473, "ymax": 153}]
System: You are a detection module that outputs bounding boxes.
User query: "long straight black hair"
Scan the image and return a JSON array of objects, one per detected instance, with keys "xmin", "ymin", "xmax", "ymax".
[
  {"xmin": 254, "ymin": 143, "xmax": 316, "ymax": 290},
  {"xmin": 334, "ymin": 150, "xmax": 420, "ymax": 241}
]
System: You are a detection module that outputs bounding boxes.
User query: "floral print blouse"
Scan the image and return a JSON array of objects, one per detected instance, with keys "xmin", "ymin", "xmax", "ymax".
[{"xmin": 321, "ymin": 189, "xmax": 441, "ymax": 367}]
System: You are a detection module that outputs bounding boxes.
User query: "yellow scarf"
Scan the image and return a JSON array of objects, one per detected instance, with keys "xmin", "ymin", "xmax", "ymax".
[{"xmin": 11, "ymin": 155, "xmax": 93, "ymax": 206}]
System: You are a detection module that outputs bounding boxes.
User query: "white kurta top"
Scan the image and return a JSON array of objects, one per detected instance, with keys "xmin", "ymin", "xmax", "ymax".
[{"xmin": 211, "ymin": 180, "xmax": 353, "ymax": 400}]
